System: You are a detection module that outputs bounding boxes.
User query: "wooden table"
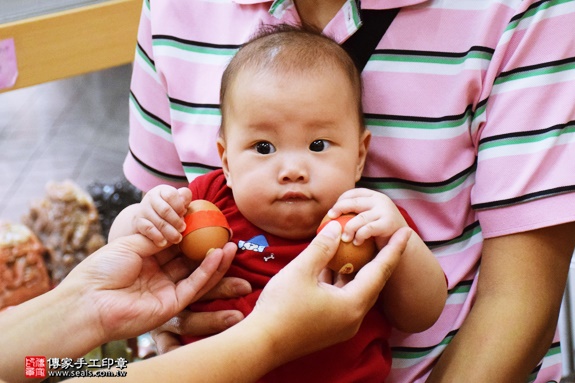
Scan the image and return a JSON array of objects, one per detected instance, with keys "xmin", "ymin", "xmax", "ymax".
[{"xmin": 0, "ymin": 0, "xmax": 141, "ymax": 92}]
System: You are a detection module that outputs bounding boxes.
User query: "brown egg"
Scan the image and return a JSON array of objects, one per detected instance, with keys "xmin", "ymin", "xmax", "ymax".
[
  {"xmin": 318, "ymin": 214, "xmax": 376, "ymax": 274},
  {"xmin": 179, "ymin": 200, "xmax": 232, "ymax": 261}
]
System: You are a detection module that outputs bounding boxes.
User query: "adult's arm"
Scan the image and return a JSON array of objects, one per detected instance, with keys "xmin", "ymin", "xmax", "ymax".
[
  {"xmin": 428, "ymin": 221, "xmax": 575, "ymax": 382},
  {"xmin": 0, "ymin": 235, "xmax": 236, "ymax": 383},
  {"xmin": 76, "ymin": 223, "xmax": 411, "ymax": 383},
  {"xmin": 0, "ymin": 222, "xmax": 410, "ymax": 383}
]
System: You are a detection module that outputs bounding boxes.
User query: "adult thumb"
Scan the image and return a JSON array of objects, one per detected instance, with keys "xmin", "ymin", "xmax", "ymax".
[{"xmin": 296, "ymin": 221, "xmax": 342, "ymax": 275}]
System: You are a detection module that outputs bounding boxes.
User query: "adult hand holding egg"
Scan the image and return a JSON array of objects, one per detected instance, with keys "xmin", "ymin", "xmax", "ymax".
[
  {"xmin": 107, "ymin": 186, "xmax": 250, "ymax": 352},
  {"xmin": 250, "ymin": 221, "xmax": 412, "ymax": 364}
]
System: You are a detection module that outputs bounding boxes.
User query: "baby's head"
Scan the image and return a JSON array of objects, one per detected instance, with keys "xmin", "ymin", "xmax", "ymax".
[
  {"xmin": 220, "ymin": 24, "xmax": 363, "ymax": 133},
  {"xmin": 217, "ymin": 24, "xmax": 371, "ymax": 239}
]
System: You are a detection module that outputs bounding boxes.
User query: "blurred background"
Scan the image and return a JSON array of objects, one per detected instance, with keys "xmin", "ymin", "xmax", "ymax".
[{"xmin": 0, "ymin": 64, "xmax": 131, "ymax": 223}]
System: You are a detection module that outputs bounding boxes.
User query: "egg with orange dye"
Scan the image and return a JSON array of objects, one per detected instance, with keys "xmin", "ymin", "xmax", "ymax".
[
  {"xmin": 179, "ymin": 200, "xmax": 232, "ymax": 261},
  {"xmin": 317, "ymin": 214, "xmax": 376, "ymax": 274}
]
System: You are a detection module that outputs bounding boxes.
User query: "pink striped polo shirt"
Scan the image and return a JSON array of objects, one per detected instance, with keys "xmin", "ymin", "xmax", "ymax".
[{"xmin": 124, "ymin": 0, "xmax": 575, "ymax": 381}]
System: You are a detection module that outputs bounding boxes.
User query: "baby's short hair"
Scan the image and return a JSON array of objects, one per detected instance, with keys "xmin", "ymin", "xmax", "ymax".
[{"xmin": 219, "ymin": 24, "xmax": 364, "ymax": 131}]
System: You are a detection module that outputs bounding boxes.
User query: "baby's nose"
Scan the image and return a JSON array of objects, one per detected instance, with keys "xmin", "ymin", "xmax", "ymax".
[{"xmin": 278, "ymin": 157, "xmax": 309, "ymax": 183}]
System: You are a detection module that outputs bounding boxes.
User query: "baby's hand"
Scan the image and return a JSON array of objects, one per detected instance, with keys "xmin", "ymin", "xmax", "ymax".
[
  {"xmin": 327, "ymin": 188, "xmax": 408, "ymax": 249},
  {"xmin": 134, "ymin": 185, "xmax": 192, "ymax": 247}
]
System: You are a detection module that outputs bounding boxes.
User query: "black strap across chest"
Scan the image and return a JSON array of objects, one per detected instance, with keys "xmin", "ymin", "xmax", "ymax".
[{"xmin": 341, "ymin": 6, "xmax": 400, "ymax": 71}]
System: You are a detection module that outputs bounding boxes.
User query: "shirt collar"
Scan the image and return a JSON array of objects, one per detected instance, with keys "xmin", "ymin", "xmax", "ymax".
[
  {"xmin": 232, "ymin": 0, "xmax": 429, "ymax": 9},
  {"xmin": 231, "ymin": 0, "xmax": 429, "ymax": 43}
]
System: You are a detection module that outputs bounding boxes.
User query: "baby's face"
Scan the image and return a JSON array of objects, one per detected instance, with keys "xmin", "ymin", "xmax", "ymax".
[{"xmin": 218, "ymin": 68, "xmax": 370, "ymax": 239}]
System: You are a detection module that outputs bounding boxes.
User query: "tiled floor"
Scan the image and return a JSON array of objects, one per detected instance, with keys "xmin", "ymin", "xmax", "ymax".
[{"xmin": 0, "ymin": 64, "xmax": 131, "ymax": 224}]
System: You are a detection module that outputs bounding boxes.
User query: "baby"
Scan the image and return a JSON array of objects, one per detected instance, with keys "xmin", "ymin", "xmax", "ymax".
[{"xmin": 110, "ymin": 24, "xmax": 446, "ymax": 382}]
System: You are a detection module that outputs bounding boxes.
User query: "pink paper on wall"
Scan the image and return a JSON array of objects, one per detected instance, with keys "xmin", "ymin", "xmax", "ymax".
[{"xmin": 0, "ymin": 38, "xmax": 18, "ymax": 90}]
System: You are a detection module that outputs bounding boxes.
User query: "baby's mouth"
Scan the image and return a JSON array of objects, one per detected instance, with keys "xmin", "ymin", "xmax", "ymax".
[{"xmin": 279, "ymin": 191, "xmax": 311, "ymax": 202}]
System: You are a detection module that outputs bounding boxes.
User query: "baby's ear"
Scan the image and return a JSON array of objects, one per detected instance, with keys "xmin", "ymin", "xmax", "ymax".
[
  {"xmin": 355, "ymin": 129, "xmax": 371, "ymax": 181},
  {"xmin": 217, "ymin": 137, "xmax": 232, "ymax": 188}
]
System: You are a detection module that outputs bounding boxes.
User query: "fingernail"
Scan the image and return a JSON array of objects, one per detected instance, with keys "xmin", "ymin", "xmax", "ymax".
[
  {"xmin": 320, "ymin": 221, "xmax": 341, "ymax": 239},
  {"xmin": 233, "ymin": 282, "xmax": 252, "ymax": 296},
  {"xmin": 205, "ymin": 248, "xmax": 215, "ymax": 256},
  {"xmin": 224, "ymin": 313, "xmax": 243, "ymax": 327},
  {"xmin": 158, "ymin": 239, "xmax": 167, "ymax": 247}
]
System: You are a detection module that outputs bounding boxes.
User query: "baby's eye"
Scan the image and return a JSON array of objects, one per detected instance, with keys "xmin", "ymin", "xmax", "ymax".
[
  {"xmin": 255, "ymin": 141, "xmax": 276, "ymax": 154},
  {"xmin": 309, "ymin": 140, "xmax": 330, "ymax": 152}
]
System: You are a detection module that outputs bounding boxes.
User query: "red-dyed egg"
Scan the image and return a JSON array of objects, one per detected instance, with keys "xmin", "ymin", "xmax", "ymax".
[
  {"xmin": 317, "ymin": 214, "xmax": 376, "ymax": 274},
  {"xmin": 179, "ymin": 200, "xmax": 232, "ymax": 261}
]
